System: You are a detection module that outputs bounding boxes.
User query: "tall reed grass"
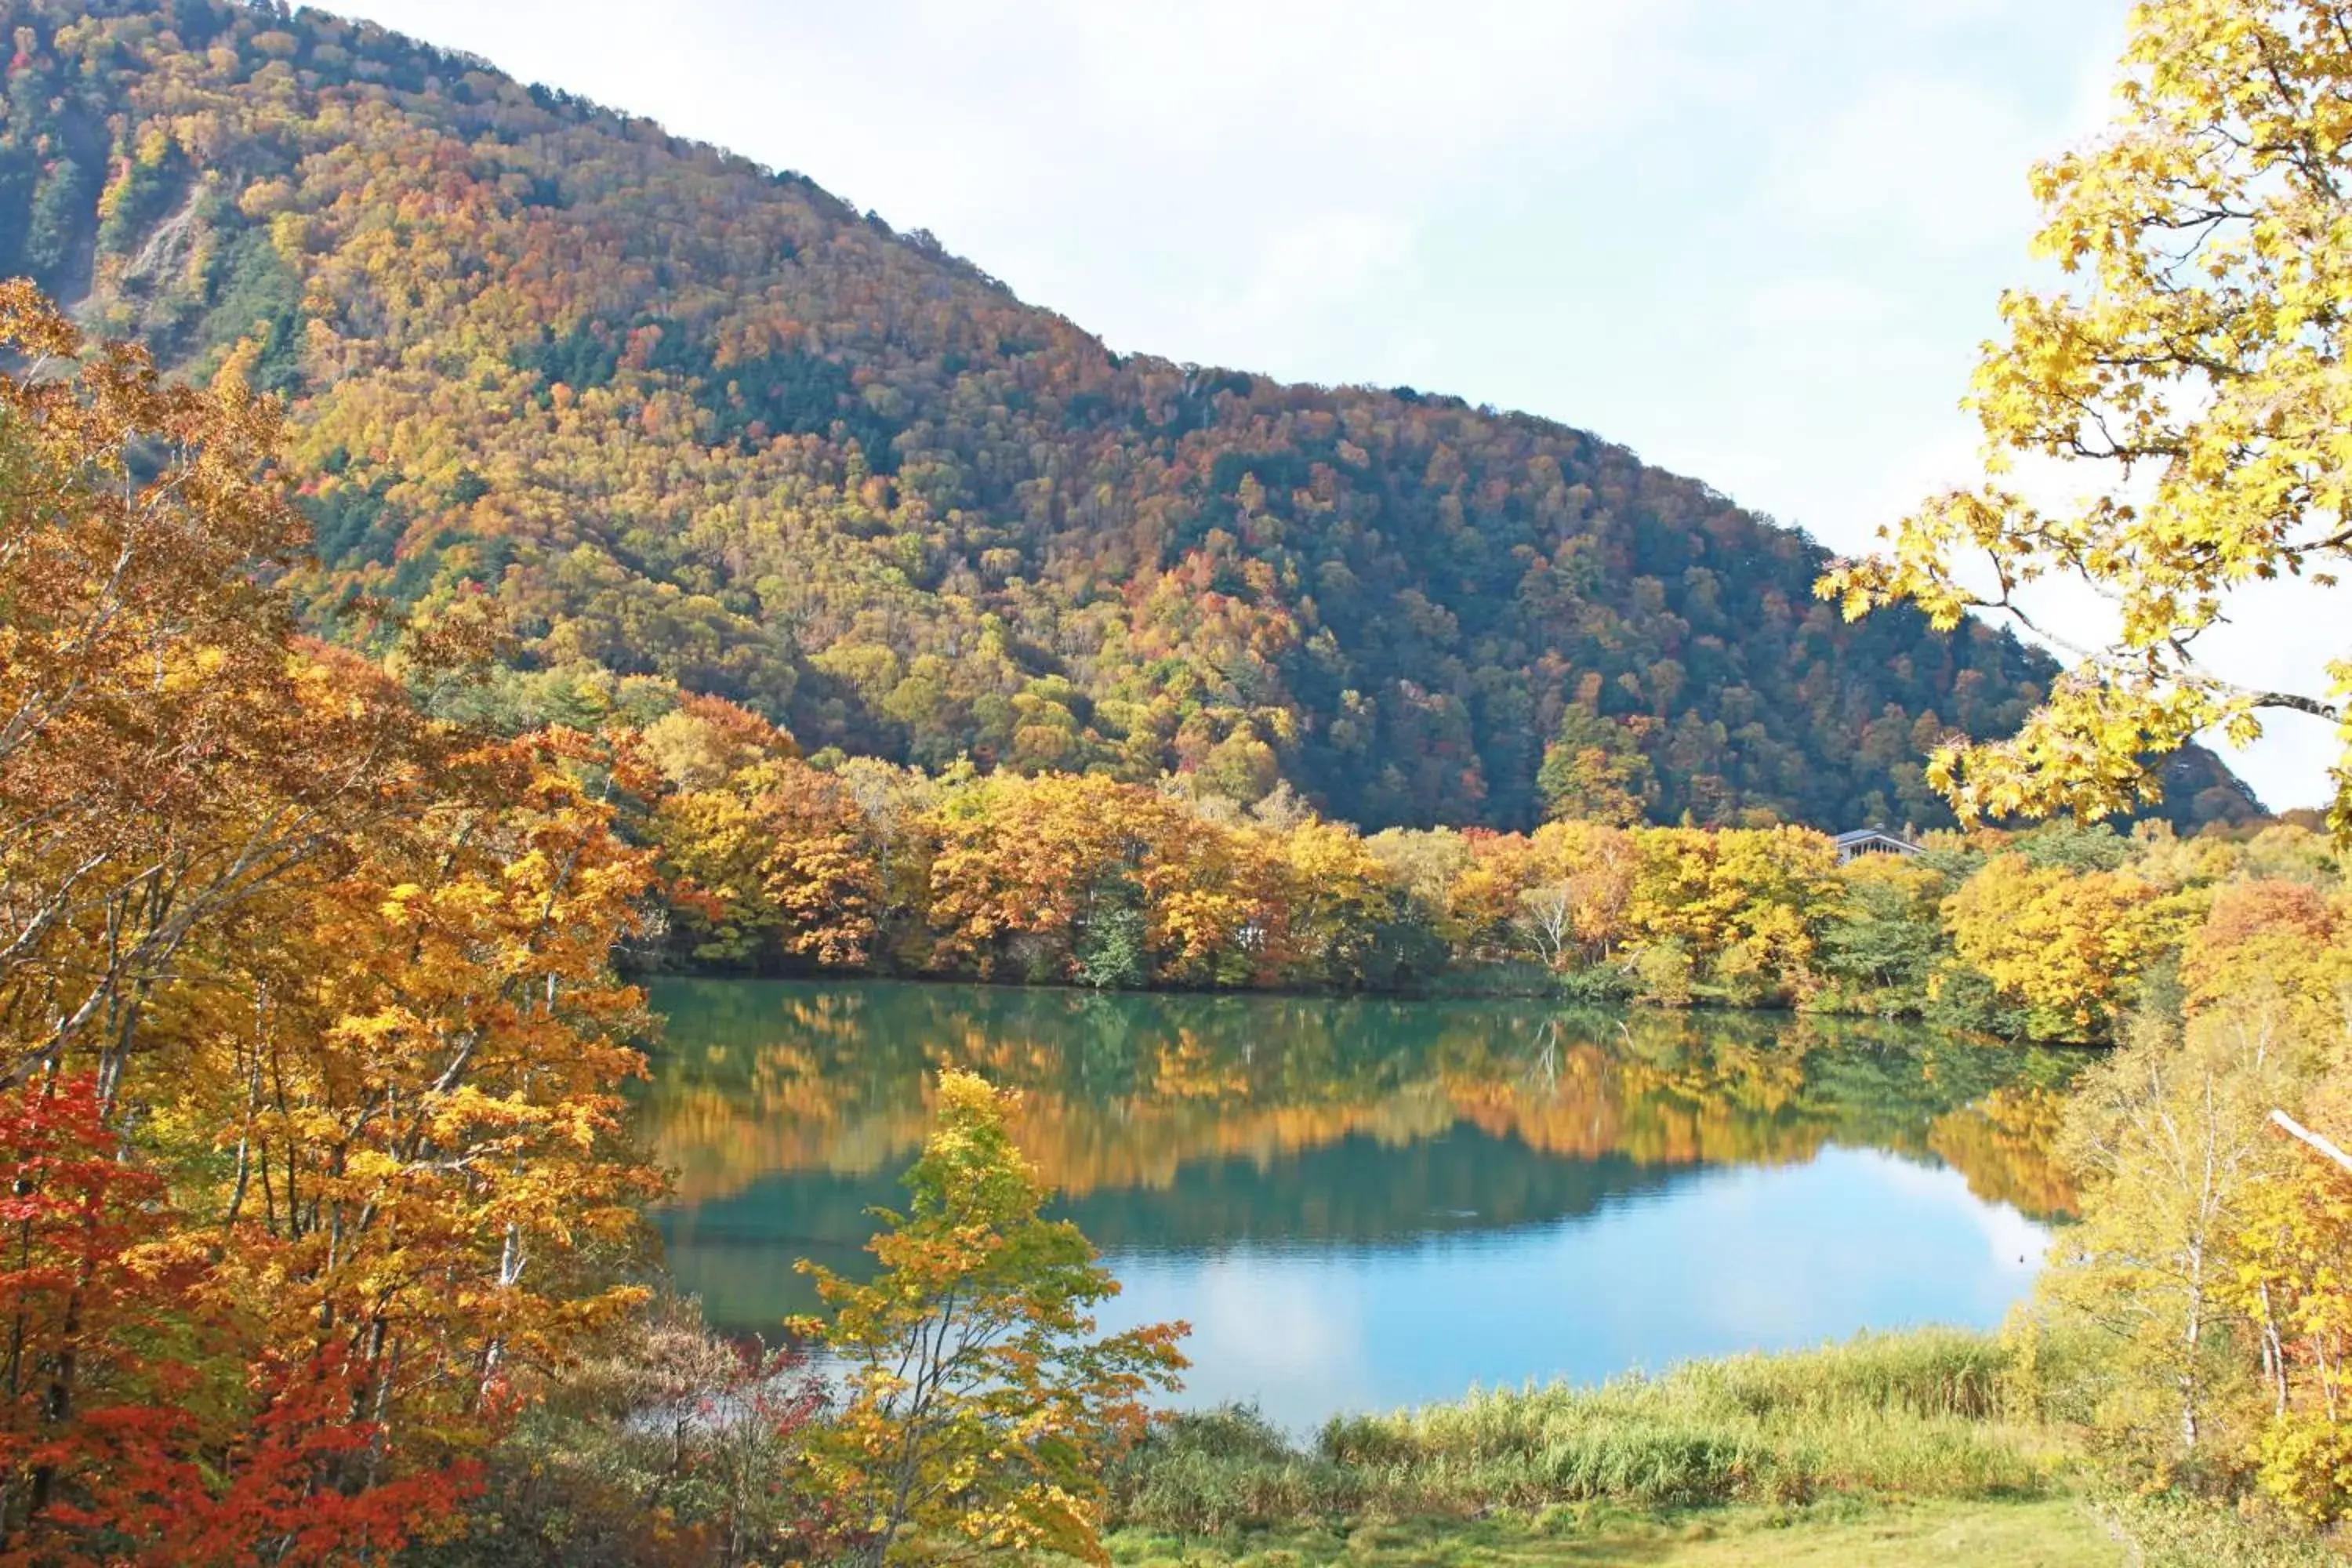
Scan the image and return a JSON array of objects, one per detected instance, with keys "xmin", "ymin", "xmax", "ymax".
[{"xmin": 1112, "ymin": 1328, "xmax": 2070, "ymax": 1532}]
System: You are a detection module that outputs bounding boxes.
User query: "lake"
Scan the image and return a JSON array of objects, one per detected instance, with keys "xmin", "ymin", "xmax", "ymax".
[{"xmin": 640, "ymin": 979, "xmax": 2078, "ymax": 1431}]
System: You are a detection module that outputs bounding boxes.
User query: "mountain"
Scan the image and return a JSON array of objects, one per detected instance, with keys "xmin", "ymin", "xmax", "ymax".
[{"xmin": 0, "ymin": 0, "xmax": 2257, "ymax": 832}]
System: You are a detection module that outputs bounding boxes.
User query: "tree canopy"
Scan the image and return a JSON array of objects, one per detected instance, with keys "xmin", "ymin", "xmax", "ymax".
[
  {"xmin": 0, "ymin": 265, "xmax": 658, "ymax": 1559},
  {"xmin": 1822, "ymin": 0, "xmax": 2352, "ymax": 835}
]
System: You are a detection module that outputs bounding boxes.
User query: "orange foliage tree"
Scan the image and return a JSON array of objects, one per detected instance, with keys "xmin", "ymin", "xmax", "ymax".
[{"xmin": 0, "ymin": 285, "xmax": 659, "ymax": 1552}]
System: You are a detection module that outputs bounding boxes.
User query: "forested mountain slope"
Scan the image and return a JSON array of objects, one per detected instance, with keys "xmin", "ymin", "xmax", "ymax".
[{"xmin": 0, "ymin": 0, "xmax": 2255, "ymax": 830}]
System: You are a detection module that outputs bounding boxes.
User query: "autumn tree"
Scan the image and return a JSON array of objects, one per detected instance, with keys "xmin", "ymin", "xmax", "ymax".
[
  {"xmin": 657, "ymin": 759, "xmax": 886, "ymax": 969},
  {"xmin": 638, "ymin": 693, "xmax": 799, "ymax": 792},
  {"xmin": 0, "ymin": 275, "xmax": 321, "ymax": 1094},
  {"xmin": 1942, "ymin": 852, "xmax": 2190, "ymax": 1040},
  {"xmin": 1819, "ymin": 0, "xmax": 2352, "ymax": 835},
  {"xmin": 1530, "ymin": 819, "xmax": 1639, "ymax": 964},
  {"xmin": 924, "ymin": 774, "xmax": 1156, "ymax": 982},
  {"xmin": 791, "ymin": 1071, "xmax": 1187, "ymax": 1567},
  {"xmin": 1625, "ymin": 827, "xmax": 1839, "ymax": 1004},
  {"xmin": 1817, "ymin": 9, "xmax": 2352, "ymax": 1514},
  {"xmin": 0, "ymin": 285, "xmax": 661, "ymax": 1550},
  {"xmin": 1536, "ymin": 696, "xmax": 1657, "ymax": 826},
  {"xmin": 1362, "ymin": 827, "xmax": 1475, "ymax": 949},
  {"xmin": 2049, "ymin": 993, "xmax": 2307, "ymax": 1464},
  {"xmin": 0, "ymin": 1075, "xmax": 477, "ymax": 1563},
  {"xmin": 1273, "ymin": 819, "xmax": 1428, "ymax": 989},
  {"xmin": 1515, "ymin": 884, "xmax": 1580, "ymax": 970},
  {"xmin": 2234, "ymin": 1160, "xmax": 2352, "ymax": 1520}
]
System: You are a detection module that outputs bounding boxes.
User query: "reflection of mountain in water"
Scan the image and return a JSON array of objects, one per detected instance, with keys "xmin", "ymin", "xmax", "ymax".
[
  {"xmin": 1059, "ymin": 1128, "xmax": 1683, "ymax": 1250},
  {"xmin": 662, "ymin": 1126, "xmax": 1694, "ymax": 1330}
]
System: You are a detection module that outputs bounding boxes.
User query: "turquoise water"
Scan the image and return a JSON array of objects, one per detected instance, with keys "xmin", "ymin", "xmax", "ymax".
[{"xmin": 641, "ymin": 979, "xmax": 2074, "ymax": 1430}]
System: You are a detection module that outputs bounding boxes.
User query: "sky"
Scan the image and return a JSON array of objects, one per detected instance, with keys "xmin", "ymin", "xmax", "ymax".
[{"xmin": 339, "ymin": 0, "xmax": 2340, "ymax": 811}]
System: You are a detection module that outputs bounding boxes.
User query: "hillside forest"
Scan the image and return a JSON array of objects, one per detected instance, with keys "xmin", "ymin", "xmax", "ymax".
[{"xmin": 0, "ymin": 0, "xmax": 2256, "ymax": 837}]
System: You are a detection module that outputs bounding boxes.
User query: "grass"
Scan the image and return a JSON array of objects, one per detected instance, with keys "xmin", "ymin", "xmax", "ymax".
[
  {"xmin": 1105, "ymin": 1328, "xmax": 2337, "ymax": 1566},
  {"xmin": 1109, "ymin": 1497, "xmax": 2122, "ymax": 1567},
  {"xmin": 1110, "ymin": 1329, "xmax": 2068, "ymax": 1532}
]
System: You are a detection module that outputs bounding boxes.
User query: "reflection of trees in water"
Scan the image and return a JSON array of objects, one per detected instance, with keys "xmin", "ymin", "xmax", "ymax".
[
  {"xmin": 639, "ymin": 980, "xmax": 2083, "ymax": 1225},
  {"xmin": 1926, "ymin": 1086, "xmax": 2078, "ymax": 1218}
]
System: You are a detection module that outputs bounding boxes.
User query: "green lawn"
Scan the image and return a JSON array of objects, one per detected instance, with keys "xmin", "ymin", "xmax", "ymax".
[{"xmin": 1110, "ymin": 1497, "xmax": 2123, "ymax": 1568}]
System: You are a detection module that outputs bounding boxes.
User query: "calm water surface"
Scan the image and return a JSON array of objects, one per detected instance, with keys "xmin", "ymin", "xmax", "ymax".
[{"xmin": 641, "ymin": 980, "xmax": 2078, "ymax": 1430}]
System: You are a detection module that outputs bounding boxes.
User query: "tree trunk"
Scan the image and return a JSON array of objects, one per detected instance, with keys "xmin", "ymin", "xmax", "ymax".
[{"xmin": 2270, "ymin": 1109, "xmax": 2352, "ymax": 1174}]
